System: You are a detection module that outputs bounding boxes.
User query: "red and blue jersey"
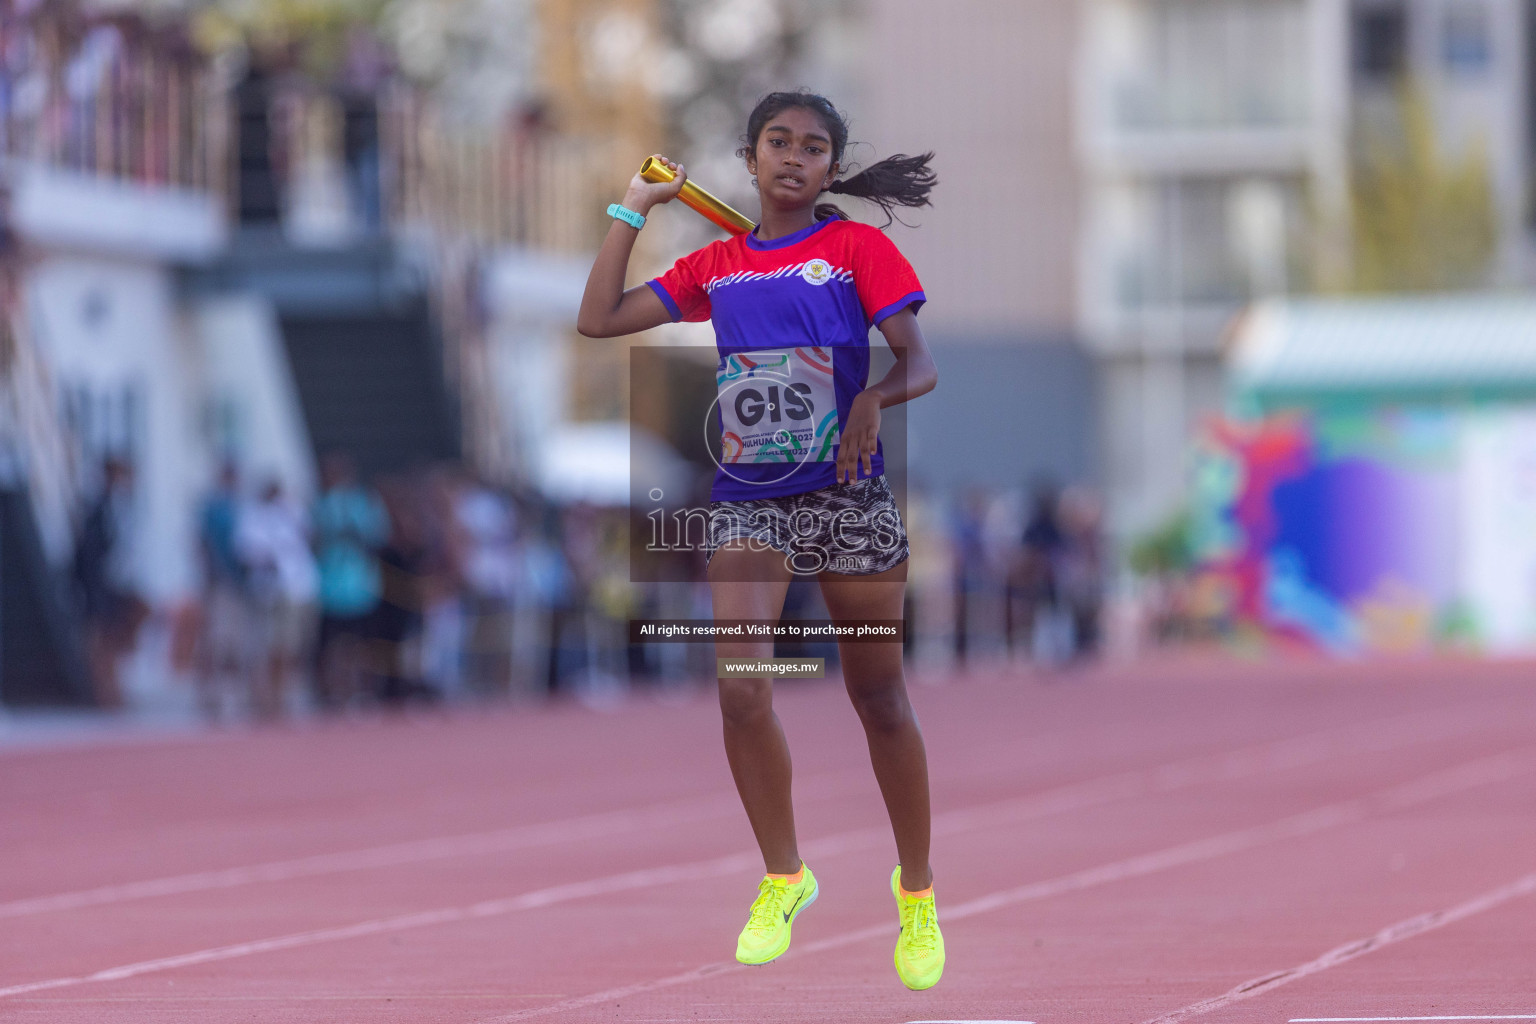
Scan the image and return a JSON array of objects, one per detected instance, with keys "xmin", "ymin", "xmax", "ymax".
[{"xmin": 648, "ymin": 217, "xmax": 925, "ymax": 501}]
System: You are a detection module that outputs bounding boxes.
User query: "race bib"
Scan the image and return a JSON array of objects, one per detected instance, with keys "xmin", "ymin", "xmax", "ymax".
[{"xmin": 716, "ymin": 347, "xmax": 839, "ymax": 464}]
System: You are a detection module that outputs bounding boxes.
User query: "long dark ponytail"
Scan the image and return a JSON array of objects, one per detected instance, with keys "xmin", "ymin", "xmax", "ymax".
[{"xmin": 736, "ymin": 90, "xmax": 937, "ymax": 227}]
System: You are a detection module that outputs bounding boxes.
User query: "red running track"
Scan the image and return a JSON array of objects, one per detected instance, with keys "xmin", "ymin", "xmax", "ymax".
[{"xmin": 2, "ymin": 654, "xmax": 1535, "ymax": 1024}]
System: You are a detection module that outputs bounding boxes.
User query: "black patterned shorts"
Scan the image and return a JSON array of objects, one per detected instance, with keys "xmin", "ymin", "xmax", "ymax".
[{"xmin": 707, "ymin": 475, "xmax": 910, "ymax": 576}]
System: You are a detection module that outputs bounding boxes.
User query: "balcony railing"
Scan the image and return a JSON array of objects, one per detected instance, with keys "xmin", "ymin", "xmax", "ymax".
[
  {"xmin": 255, "ymin": 82, "xmax": 618, "ymax": 257},
  {"xmin": 0, "ymin": 10, "xmax": 223, "ymax": 198},
  {"xmin": 383, "ymin": 88, "xmax": 618, "ymax": 254}
]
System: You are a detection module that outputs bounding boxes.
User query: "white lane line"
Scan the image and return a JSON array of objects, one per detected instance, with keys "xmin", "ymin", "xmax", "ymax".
[
  {"xmin": 472, "ymin": 747, "xmax": 1536, "ymax": 1023},
  {"xmin": 0, "ymin": 703, "xmax": 1492, "ymax": 921},
  {"xmin": 0, "ymin": 744, "xmax": 972, "ymax": 918},
  {"xmin": 7, "ymin": 740, "xmax": 1530, "ymax": 1006},
  {"xmin": 0, "ymin": 852, "xmax": 757, "ymax": 999},
  {"xmin": 3, "ymin": 733, "xmax": 1523, "ymax": 1013},
  {"xmin": 0, "ymin": 760, "xmax": 1124, "ymax": 1005},
  {"xmin": 0, "ymin": 794, "xmax": 742, "ymax": 920},
  {"xmin": 1292, "ymin": 1017, "xmax": 1536, "ymax": 1021},
  {"xmin": 1142, "ymin": 874, "xmax": 1536, "ymax": 1023}
]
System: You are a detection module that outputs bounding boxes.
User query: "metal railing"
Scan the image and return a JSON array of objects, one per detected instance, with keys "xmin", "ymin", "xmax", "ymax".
[
  {"xmin": 0, "ymin": 9, "xmax": 224, "ymax": 198},
  {"xmin": 382, "ymin": 86, "xmax": 616, "ymax": 253}
]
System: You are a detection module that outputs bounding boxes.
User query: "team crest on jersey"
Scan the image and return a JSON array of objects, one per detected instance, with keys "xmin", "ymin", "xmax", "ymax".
[{"xmin": 801, "ymin": 259, "xmax": 833, "ymax": 285}]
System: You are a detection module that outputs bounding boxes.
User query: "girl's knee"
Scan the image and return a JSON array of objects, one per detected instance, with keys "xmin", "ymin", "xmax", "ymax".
[
  {"xmin": 849, "ymin": 683, "xmax": 910, "ymax": 733},
  {"xmin": 718, "ymin": 678, "xmax": 774, "ymax": 728}
]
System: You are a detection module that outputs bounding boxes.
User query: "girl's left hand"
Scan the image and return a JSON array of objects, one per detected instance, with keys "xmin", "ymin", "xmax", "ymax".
[{"xmin": 836, "ymin": 391, "xmax": 881, "ymax": 484}]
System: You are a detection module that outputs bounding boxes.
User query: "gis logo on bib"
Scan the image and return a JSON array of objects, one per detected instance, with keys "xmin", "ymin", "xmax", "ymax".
[{"xmin": 801, "ymin": 259, "xmax": 833, "ymax": 285}]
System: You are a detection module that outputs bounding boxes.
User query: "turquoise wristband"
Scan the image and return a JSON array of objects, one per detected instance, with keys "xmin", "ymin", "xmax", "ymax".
[{"xmin": 607, "ymin": 203, "xmax": 646, "ymax": 230}]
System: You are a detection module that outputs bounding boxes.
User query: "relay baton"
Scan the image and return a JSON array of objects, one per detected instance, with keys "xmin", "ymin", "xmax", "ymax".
[{"xmin": 639, "ymin": 156, "xmax": 755, "ymax": 236}]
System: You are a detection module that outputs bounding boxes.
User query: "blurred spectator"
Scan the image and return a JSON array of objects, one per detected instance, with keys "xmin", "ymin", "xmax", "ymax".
[
  {"xmin": 340, "ymin": 27, "xmax": 391, "ymax": 232},
  {"xmin": 234, "ymin": 50, "xmax": 289, "ymax": 225},
  {"xmin": 1008, "ymin": 481, "xmax": 1067, "ymax": 664},
  {"xmin": 0, "ymin": 184, "xmax": 15, "ymax": 267},
  {"xmin": 71, "ymin": 457, "xmax": 146, "ymax": 708},
  {"xmin": 373, "ymin": 477, "xmax": 439, "ymax": 704},
  {"xmin": 587, "ymin": 510, "xmax": 639, "ymax": 701},
  {"xmin": 236, "ymin": 478, "xmax": 319, "ymax": 719},
  {"xmin": 1056, "ymin": 486, "xmax": 1106, "ymax": 661},
  {"xmin": 195, "ymin": 461, "xmax": 251, "ymax": 721},
  {"xmin": 903, "ymin": 484, "xmax": 953, "ymax": 667},
  {"xmin": 449, "ymin": 471, "xmax": 520, "ymax": 695},
  {"xmin": 547, "ymin": 500, "xmax": 594, "ymax": 694},
  {"xmin": 950, "ymin": 488, "xmax": 990, "ymax": 665},
  {"xmin": 515, "ymin": 497, "xmax": 574, "ymax": 696},
  {"xmin": 311, "ymin": 453, "xmax": 388, "ymax": 710}
]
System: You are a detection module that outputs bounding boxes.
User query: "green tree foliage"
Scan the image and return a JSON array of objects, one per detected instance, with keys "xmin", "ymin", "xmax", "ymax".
[
  {"xmin": 1127, "ymin": 509, "xmax": 1194, "ymax": 579},
  {"xmin": 1337, "ymin": 80, "xmax": 1496, "ymax": 293},
  {"xmin": 191, "ymin": 0, "xmax": 392, "ymax": 76}
]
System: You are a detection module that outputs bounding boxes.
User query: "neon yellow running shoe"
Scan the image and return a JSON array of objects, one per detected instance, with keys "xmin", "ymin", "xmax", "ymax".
[
  {"xmin": 735, "ymin": 864, "xmax": 818, "ymax": 965},
  {"xmin": 891, "ymin": 866, "xmax": 945, "ymax": 990}
]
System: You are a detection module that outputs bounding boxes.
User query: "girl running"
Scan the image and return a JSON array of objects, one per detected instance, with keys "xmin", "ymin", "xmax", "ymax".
[{"xmin": 577, "ymin": 91, "xmax": 943, "ymax": 990}]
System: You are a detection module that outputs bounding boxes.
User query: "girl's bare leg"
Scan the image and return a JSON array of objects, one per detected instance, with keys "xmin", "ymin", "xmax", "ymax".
[
  {"xmin": 820, "ymin": 561, "xmax": 932, "ymax": 891},
  {"xmin": 708, "ymin": 543, "xmax": 799, "ymax": 874}
]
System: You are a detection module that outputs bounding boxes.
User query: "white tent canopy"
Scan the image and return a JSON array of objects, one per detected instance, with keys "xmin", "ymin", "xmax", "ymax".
[
  {"xmin": 1230, "ymin": 295, "xmax": 1536, "ymax": 395},
  {"xmin": 536, "ymin": 421, "xmax": 693, "ymax": 506}
]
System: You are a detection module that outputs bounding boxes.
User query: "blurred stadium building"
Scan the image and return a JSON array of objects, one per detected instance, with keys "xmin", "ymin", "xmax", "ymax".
[
  {"xmin": 1079, "ymin": 0, "xmax": 1531, "ymax": 536},
  {"xmin": 855, "ymin": 0, "xmax": 1098, "ymax": 508},
  {"xmin": 4, "ymin": 0, "xmax": 1536, "ymax": 707},
  {"xmin": 0, "ymin": 0, "xmax": 627, "ymax": 706},
  {"xmin": 0, "ymin": 0, "xmax": 872, "ymax": 706}
]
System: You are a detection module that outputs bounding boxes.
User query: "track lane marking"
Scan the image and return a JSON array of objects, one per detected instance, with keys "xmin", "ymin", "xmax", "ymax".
[
  {"xmin": 2, "ymin": 745, "xmax": 1529, "ymax": 1006},
  {"xmin": 0, "ymin": 705, "xmax": 1495, "ymax": 920},
  {"xmin": 0, "ymin": 854, "xmax": 760, "ymax": 999},
  {"xmin": 11, "ymin": 993, "xmax": 566, "ymax": 1002},
  {"xmin": 1142, "ymin": 873, "xmax": 1536, "ymax": 1023},
  {"xmin": 1292, "ymin": 1017, "xmax": 1536, "ymax": 1021},
  {"xmin": 0, "ymin": 794, "xmax": 747, "ymax": 920},
  {"xmin": 467, "ymin": 747, "xmax": 1536, "ymax": 1022}
]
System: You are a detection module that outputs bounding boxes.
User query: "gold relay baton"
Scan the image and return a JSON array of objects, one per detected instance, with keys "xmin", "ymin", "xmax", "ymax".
[{"xmin": 639, "ymin": 156, "xmax": 755, "ymax": 236}]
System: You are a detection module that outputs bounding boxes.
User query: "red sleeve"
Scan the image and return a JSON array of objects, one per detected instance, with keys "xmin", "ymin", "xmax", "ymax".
[
  {"xmin": 647, "ymin": 243, "xmax": 717, "ymax": 323},
  {"xmin": 849, "ymin": 225, "xmax": 926, "ymax": 325}
]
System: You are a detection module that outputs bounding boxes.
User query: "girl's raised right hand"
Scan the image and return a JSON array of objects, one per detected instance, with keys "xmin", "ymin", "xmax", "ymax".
[{"xmin": 622, "ymin": 155, "xmax": 687, "ymax": 215}]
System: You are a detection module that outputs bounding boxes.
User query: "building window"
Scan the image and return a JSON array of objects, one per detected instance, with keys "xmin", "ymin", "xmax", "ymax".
[
  {"xmin": 1442, "ymin": 0, "xmax": 1491, "ymax": 74},
  {"xmin": 1353, "ymin": 0, "xmax": 1408, "ymax": 81},
  {"xmin": 1130, "ymin": 0, "xmax": 1308, "ymax": 130}
]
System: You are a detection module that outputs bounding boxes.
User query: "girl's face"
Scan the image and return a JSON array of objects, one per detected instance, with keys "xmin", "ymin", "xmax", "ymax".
[{"xmin": 746, "ymin": 106, "xmax": 839, "ymax": 211}]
